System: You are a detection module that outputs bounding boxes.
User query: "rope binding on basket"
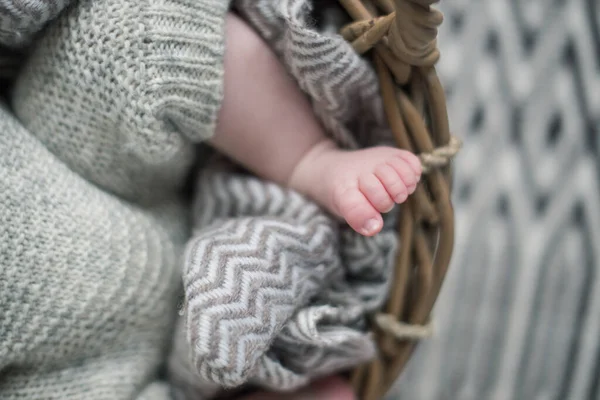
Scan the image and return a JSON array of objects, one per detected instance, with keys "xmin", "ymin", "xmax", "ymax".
[
  {"xmin": 419, "ymin": 135, "xmax": 461, "ymax": 173},
  {"xmin": 338, "ymin": 1, "xmax": 458, "ymax": 398},
  {"xmin": 375, "ymin": 313, "xmax": 433, "ymax": 340}
]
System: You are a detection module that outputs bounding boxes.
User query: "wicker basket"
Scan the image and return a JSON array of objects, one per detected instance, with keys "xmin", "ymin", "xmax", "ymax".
[{"xmin": 337, "ymin": 1, "xmax": 461, "ymax": 399}]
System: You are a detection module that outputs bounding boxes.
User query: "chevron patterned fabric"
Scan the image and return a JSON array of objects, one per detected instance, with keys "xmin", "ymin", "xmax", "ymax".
[
  {"xmin": 171, "ymin": 169, "xmax": 398, "ymax": 394},
  {"xmin": 167, "ymin": 0, "xmax": 404, "ymax": 394}
]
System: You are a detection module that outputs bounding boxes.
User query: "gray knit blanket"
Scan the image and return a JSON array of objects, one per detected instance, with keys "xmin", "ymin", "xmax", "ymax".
[
  {"xmin": 168, "ymin": 1, "xmax": 401, "ymax": 396},
  {"xmin": 0, "ymin": 0, "xmax": 403, "ymax": 398}
]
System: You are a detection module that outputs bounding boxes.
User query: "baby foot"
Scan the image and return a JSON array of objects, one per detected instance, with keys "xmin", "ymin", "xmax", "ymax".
[{"xmin": 289, "ymin": 140, "xmax": 422, "ymax": 236}]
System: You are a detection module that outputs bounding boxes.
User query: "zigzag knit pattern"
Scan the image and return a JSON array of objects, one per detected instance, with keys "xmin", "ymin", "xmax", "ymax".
[
  {"xmin": 174, "ymin": 169, "xmax": 395, "ymax": 391},
  {"xmin": 185, "ymin": 181, "xmax": 339, "ymax": 387},
  {"xmin": 235, "ymin": 0, "xmax": 391, "ymax": 150},
  {"xmin": 170, "ymin": 0, "xmax": 400, "ymax": 394}
]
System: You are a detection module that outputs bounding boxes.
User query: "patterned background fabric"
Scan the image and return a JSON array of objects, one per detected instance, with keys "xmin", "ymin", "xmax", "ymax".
[{"xmin": 392, "ymin": 1, "xmax": 600, "ymax": 399}]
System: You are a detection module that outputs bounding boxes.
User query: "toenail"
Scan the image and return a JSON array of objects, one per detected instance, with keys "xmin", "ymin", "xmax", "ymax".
[
  {"xmin": 395, "ymin": 193, "xmax": 407, "ymax": 203},
  {"xmin": 361, "ymin": 218, "xmax": 381, "ymax": 235}
]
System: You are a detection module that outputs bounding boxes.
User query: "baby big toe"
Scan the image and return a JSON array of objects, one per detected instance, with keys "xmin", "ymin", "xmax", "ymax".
[{"xmin": 334, "ymin": 187, "xmax": 383, "ymax": 236}]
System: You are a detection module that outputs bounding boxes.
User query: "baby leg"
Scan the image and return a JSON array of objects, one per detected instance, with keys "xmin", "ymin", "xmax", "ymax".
[{"xmin": 210, "ymin": 14, "xmax": 421, "ymax": 236}]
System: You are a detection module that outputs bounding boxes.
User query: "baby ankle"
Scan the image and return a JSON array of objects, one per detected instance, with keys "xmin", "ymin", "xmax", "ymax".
[{"xmin": 287, "ymin": 138, "xmax": 338, "ymax": 193}]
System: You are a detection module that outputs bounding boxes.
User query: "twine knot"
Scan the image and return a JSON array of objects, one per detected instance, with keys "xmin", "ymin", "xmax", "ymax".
[
  {"xmin": 375, "ymin": 313, "xmax": 433, "ymax": 340},
  {"xmin": 419, "ymin": 135, "xmax": 462, "ymax": 173}
]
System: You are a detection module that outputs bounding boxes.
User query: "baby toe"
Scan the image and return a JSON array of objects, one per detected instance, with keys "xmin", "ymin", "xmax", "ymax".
[
  {"xmin": 359, "ymin": 173, "xmax": 395, "ymax": 213},
  {"xmin": 374, "ymin": 164, "xmax": 408, "ymax": 204},
  {"xmin": 388, "ymin": 158, "xmax": 418, "ymax": 194},
  {"xmin": 334, "ymin": 186, "xmax": 384, "ymax": 236},
  {"xmin": 398, "ymin": 150, "xmax": 423, "ymax": 177}
]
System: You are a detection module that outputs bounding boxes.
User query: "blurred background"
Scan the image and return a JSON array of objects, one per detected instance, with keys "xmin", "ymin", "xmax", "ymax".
[{"xmin": 391, "ymin": 0, "xmax": 600, "ymax": 398}]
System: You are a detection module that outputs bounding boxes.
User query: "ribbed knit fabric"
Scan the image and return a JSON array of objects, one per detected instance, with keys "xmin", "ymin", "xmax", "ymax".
[
  {"xmin": 12, "ymin": 0, "xmax": 231, "ymax": 203},
  {"xmin": 3, "ymin": 0, "xmax": 400, "ymax": 397},
  {"xmin": 1, "ymin": 0, "xmax": 231, "ymax": 398},
  {"xmin": 0, "ymin": 0, "xmax": 71, "ymax": 48},
  {"xmin": 0, "ymin": 103, "xmax": 187, "ymax": 399},
  {"xmin": 0, "ymin": 0, "xmax": 74, "ymax": 82}
]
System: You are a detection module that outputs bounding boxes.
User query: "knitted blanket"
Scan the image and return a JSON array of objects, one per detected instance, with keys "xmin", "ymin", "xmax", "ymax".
[
  {"xmin": 168, "ymin": 0, "xmax": 400, "ymax": 397},
  {"xmin": 0, "ymin": 0, "xmax": 402, "ymax": 398}
]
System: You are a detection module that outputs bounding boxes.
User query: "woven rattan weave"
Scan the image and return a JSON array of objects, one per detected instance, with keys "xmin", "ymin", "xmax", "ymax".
[{"xmin": 337, "ymin": 1, "xmax": 460, "ymax": 398}]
